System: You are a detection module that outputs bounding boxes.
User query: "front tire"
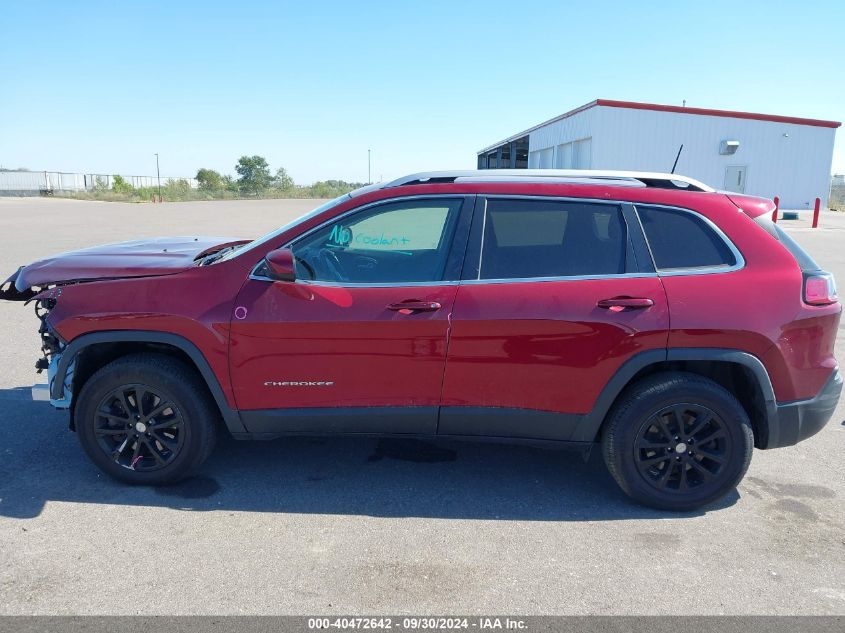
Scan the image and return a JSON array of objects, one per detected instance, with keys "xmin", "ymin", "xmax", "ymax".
[
  {"xmin": 602, "ymin": 372, "xmax": 753, "ymax": 511},
  {"xmin": 75, "ymin": 353, "xmax": 219, "ymax": 485}
]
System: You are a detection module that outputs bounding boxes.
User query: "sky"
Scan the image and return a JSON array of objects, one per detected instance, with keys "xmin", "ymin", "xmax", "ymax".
[{"xmin": 1, "ymin": 0, "xmax": 843, "ymax": 185}]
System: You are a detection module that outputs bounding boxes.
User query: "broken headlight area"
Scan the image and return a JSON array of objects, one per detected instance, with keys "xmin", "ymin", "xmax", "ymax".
[{"xmin": 0, "ymin": 267, "xmax": 38, "ymax": 302}]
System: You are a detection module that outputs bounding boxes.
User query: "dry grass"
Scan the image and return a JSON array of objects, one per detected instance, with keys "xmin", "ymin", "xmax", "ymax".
[{"xmin": 830, "ymin": 185, "xmax": 845, "ymax": 211}]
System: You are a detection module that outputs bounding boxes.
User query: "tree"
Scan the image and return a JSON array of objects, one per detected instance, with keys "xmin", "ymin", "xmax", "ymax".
[
  {"xmin": 307, "ymin": 180, "xmax": 366, "ymax": 198},
  {"xmin": 164, "ymin": 178, "xmax": 191, "ymax": 198},
  {"xmin": 273, "ymin": 166, "xmax": 294, "ymax": 191},
  {"xmin": 196, "ymin": 168, "xmax": 223, "ymax": 191},
  {"xmin": 222, "ymin": 175, "xmax": 239, "ymax": 193},
  {"xmin": 235, "ymin": 155, "xmax": 271, "ymax": 195},
  {"xmin": 111, "ymin": 174, "xmax": 133, "ymax": 194}
]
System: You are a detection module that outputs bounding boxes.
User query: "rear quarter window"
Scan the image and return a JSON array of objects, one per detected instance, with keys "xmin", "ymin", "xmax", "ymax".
[
  {"xmin": 753, "ymin": 215, "xmax": 820, "ymax": 271},
  {"xmin": 636, "ymin": 205, "xmax": 736, "ymax": 270}
]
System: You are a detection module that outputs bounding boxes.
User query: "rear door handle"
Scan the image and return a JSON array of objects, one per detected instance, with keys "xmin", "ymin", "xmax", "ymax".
[
  {"xmin": 387, "ymin": 300, "xmax": 442, "ymax": 314},
  {"xmin": 597, "ymin": 297, "xmax": 654, "ymax": 311}
]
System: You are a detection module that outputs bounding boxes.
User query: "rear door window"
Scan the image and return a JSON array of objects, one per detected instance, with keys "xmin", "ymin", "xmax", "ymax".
[
  {"xmin": 636, "ymin": 205, "xmax": 736, "ymax": 271},
  {"xmin": 478, "ymin": 199, "xmax": 627, "ymax": 279}
]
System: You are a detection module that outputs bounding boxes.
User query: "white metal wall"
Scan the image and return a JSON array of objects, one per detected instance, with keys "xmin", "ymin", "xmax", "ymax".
[
  {"xmin": 528, "ymin": 107, "xmax": 596, "ymax": 170},
  {"xmin": 525, "ymin": 106, "xmax": 837, "ymax": 208}
]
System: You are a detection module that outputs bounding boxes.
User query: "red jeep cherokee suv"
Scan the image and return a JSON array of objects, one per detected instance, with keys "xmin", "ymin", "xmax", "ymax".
[{"xmin": 2, "ymin": 170, "xmax": 840, "ymax": 510}]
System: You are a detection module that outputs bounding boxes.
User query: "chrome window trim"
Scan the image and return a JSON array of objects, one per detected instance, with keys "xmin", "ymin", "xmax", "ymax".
[
  {"xmin": 249, "ymin": 194, "xmax": 469, "ymax": 285},
  {"xmin": 477, "ymin": 197, "xmax": 490, "ymax": 277},
  {"xmin": 248, "ymin": 270, "xmax": 657, "ymax": 287},
  {"xmin": 461, "ymin": 272, "xmax": 658, "ymax": 285},
  {"xmin": 632, "ymin": 202, "xmax": 746, "ymax": 277},
  {"xmin": 299, "ymin": 279, "xmax": 460, "ymax": 288}
]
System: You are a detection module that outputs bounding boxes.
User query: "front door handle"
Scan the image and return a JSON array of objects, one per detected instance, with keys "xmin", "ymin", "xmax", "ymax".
[
  {"xmin": 597, "ymin": 297, "xmax": 654, "ymax": 311},
  {"xmin": 387, "ymin": 300, "xmax": 442, "ymax": 314}
]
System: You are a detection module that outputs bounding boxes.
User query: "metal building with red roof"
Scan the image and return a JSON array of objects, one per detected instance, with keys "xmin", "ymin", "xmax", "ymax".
[{"xmin": 477, "ymin": 100, "xmax": 840, "ymax": 208}]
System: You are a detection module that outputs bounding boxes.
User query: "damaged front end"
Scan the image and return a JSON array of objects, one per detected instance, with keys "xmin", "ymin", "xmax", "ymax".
[
  {"xmin": 2, "ymin": 234, "xmax": 248, "ymax": 414},
  {"xmin": 0, "ymin": 266, "xmax": 38, "ymax": 302},
  {"xmin": 32, "ymin": 296, "xmax": 74, "ymax": 409},
  {"xmin": 2, "ymin": 268, "xmax": 73, "ymax": 409}
]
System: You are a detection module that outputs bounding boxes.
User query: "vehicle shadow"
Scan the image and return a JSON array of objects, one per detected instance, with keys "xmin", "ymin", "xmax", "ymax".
[{"xmin": 0, "ymin": 388, "xmax": 739, "ymax": 519}]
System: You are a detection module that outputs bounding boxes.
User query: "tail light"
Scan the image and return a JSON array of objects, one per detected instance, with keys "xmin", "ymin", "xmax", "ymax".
[{"xmin": 803, "ymin": 272, "xmax": 838, "ymax": 306}]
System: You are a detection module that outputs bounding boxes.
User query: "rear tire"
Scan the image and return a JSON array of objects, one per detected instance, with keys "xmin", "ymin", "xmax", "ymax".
[
  {"xmin": 75, "ymin": 353, "xmax": 219, "ymax": 485},
  {"xmin": 602, "ymin": 372, "xmax": 753, "ymax": 511}
]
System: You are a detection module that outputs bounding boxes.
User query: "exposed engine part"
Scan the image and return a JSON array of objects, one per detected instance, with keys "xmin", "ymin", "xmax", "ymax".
[{"xmin": 35, "ymin": 298, "xmax": 63, "ymax": 374}]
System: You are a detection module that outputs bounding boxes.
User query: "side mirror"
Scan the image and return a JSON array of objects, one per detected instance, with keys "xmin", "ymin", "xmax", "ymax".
[{"xmin": 264, "ymin": 247, "xmax": 296, "ymax": 282}]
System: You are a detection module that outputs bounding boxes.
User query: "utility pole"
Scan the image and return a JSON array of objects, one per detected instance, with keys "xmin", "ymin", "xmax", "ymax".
[
  {"xmin": 368, "ymin": 149, "xmax": 371, "ymax": 184},
  {"xmin": 154, "ymin": 153, "xmax": 162, "ymax": 200}
]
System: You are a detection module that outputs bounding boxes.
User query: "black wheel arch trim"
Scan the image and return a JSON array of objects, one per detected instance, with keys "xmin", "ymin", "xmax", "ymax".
[
  {"xmin": 53, "ymin": 330, "xmax": 246, "ymax": 434},
  {"xmin": 52, "ymin": 339, "xmax": 791, "ymax": 446},
  {"xmin": 571, "ymin": 347, "xmax": 780, "ymax": 446}
]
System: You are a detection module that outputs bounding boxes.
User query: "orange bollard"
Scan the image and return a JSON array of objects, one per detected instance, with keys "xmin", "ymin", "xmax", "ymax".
[
  {"xmin": 812, "ymin": 198, "xmax": 820, "ymax": 228},
  {"xmin": 772, "ymin": 196, "xmax": 779, "ymax": 223}
]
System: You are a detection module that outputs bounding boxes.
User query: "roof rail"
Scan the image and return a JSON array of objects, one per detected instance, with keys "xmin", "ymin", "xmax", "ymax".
[{"xmin": 376, "ymin": 170, "xmax": 714, "ymax": 193}]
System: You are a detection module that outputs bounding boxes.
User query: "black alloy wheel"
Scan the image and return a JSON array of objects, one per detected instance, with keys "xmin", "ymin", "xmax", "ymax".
[
  {"xmin": 94, "ymin": 384, "xmax": 186, "ymax": 471},
  {"xmin": 633, "ymin": 404, "xmax": 729, "ymax": 494},
  {"xmin": 602, "ymin": 372, "xmax": 754, "ymax": 511},
  {"xmin": 76, "ymin": 354, "xmax": 218, "ymax": 485}
]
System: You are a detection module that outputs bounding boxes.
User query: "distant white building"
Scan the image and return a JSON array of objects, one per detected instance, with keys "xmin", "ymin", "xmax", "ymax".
[{"xmin": 477, "ymin": 99, "xmax": 841, "ymax": 208}]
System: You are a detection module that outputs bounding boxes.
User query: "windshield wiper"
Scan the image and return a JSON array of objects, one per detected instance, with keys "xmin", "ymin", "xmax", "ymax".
[{"xmin": 197, "ymin": 245, "xmax": 244, "ymax": 266}]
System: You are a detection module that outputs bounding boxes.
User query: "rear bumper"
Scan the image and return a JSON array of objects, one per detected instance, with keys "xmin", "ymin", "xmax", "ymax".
[{"xmin": 764, "ymin": 369, "xmax": 842, "ymax": 448}]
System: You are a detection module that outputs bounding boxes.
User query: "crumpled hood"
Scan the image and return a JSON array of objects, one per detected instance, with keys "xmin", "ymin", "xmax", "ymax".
[{"xmin": 1, "ymin": 236, "xmax": 249, "ymax": 300}]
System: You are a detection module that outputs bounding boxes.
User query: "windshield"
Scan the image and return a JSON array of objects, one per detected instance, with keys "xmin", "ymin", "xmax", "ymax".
[{"xmin": 217, "ymin": 195, "xmax": 350, "ymax": 262}]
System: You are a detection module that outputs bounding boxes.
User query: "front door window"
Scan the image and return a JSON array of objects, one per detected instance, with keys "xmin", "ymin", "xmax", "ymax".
[{"xmin": 291, "ymin": 199, "xmax": 463, "ymax": 284}]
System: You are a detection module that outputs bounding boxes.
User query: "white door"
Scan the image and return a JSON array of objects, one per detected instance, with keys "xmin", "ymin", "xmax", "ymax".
[
  {"xmin": 573, "ymin": 138, "xmax": 592, "ymax": 169},
  {"xmin": 724, "ymin": 166, "xmax": 747, "ymax": 193},
  {"xmin": 555, "ymin": 143, "xmax": 572, "ymax": 168}
]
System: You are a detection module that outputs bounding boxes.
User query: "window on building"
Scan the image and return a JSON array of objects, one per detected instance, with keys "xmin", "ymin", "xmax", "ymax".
[
  {"xmin": 636, "ymin": 205, "xmax": 736, "ymax": 270},
  {"xmin": 514, "ymin": 137, "xmax": 529, "ymax": 168},
  {"xmin": 500, "ymin": 144, "xmax": 511, "ymax": 168},
  {"xmin": 478, "ymin": 199, "xmax": 627, "ymax": 279}
]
